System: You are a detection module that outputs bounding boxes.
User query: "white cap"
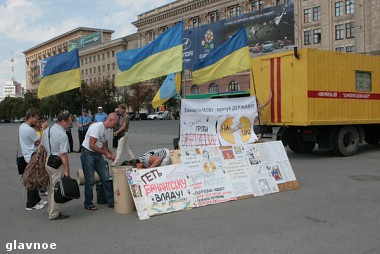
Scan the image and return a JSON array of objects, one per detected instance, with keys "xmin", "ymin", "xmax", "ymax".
[{"xmin": 98, "ymin": 106, "xmax": 103, "ymax": 110}]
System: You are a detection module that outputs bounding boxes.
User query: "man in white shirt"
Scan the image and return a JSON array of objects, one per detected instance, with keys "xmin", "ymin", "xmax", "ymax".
[
  {"xmin": 19, "ymin": 108, "xmax": 47, "ymax": 210},
  {"xmin": 80, "ymin": 113, "xmax": 119, "ymax": 210}
]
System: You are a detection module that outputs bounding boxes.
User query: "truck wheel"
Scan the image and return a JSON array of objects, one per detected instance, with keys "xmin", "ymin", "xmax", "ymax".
[
  {"xmin": 332, "ymin": 126, "xmax": 359, "ymax": 156},
  {"xmin": 287, "ymin": 128, "xmax": 315, "ymax": 153}
]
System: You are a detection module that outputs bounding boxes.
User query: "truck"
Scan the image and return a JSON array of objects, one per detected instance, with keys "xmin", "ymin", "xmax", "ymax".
[{"xmin": 251, "ymin": 48, "xmax": 380, "ymax": 156}]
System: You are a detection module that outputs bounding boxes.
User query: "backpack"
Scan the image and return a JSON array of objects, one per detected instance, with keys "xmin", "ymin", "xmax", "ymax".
[{"xmin": 22, "ymin": 145, "xmax": 49, "ymax": 190}]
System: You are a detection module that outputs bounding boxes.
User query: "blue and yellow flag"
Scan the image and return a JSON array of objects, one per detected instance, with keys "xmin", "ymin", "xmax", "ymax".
[
  {"xmin": 152, "ymin": 72, "xmax": 181, "ymax": 108},
  {"xmin": 192, "ymin": 27, "xmax": 250, "ymax": 85},
  {"xmin": 38, "ymin": 49, "xmax": 81, "ymax": 99},
  {"xmin": 116, "ymin": 21, "xmax": 183, "ymax": 87}
]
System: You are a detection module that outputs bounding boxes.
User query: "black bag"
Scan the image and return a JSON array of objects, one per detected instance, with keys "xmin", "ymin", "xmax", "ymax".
[
  {"xmin": 17, "ymin": 156, "xmax": 27, "ymax": 175},
  {"xmin": 116, "ymin": 132, "xmax": 125, "ymax": 140},
  {"xmin": 47, "ymin": 155, "xmax": 62, "ymax": 169},
  {"xmin": 54, "ymin": 176, "xmax": 80, "ymax": 203},
  {"xmin": 46, "ymin": 127, "xmax": 62, "ymax": 169},
  {"xmin": 96, "ymin": 179, "xmax": 113, "ymax": 204}
]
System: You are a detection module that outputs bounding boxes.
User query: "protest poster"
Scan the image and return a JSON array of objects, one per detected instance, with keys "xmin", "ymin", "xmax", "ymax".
[
  {"xmin": 180, "ymin": 97, "xmax": 258, "ymax": 148},
  {"xmin": 128, "ymin": 164, "xmax": 195, "ymax": 217}
]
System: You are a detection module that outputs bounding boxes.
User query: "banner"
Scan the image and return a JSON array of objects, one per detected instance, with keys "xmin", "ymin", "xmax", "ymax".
[{"xmin": 180, "ymin": 97, "xmax": 258, "ymax": 148}]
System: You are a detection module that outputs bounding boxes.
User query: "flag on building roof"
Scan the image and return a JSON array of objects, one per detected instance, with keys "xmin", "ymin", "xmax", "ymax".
[
  {"xmin": 116, "ymin": 21, "xmax": 183, "ymax": 87},
  {"xmin": 152, "ymin": 72, "xmax": 181, "ymax": 108},
  {"xmin": 192, "ymin": 27, "xmax": 251, "ymax": 85},
  {"xmin": 38, "ymin": 49, "xmax": 81, "ymax": 99}
]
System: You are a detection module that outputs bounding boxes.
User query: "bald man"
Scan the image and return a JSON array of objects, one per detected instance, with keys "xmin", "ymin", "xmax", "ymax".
[{"xmin": 80, "ymin": 113, "xmax": 119, "ymax": 210}]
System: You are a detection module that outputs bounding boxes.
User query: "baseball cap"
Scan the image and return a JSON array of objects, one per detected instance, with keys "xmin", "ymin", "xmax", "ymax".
[{"xmin": 97, "ymin": 106, "xmax": 103, "ymax": 110}]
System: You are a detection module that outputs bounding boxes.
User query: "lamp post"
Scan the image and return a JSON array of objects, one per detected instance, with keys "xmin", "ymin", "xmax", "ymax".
[{"xmin": 284, "ymin": 21, "xmax": 302, "ymax": 49}]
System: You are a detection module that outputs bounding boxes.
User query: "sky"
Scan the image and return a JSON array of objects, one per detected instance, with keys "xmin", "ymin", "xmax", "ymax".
[{"xmin": 0, "ymin": 0, "xmax": 173, "ymax": 95}]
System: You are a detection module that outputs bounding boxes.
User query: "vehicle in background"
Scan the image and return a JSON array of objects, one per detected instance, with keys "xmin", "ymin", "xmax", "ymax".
[
  {"xmin": 261, "ymin": 41, "xmax": 274, "ymax": 53},
  {"xmin": 249, "ymin": 43, "xmax": 262, "ymax": 53}
]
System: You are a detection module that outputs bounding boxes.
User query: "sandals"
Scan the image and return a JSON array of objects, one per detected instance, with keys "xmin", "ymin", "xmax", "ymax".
[{"xmin": 84, "ymin": 205, "xmax": 98, "ymax": 211}]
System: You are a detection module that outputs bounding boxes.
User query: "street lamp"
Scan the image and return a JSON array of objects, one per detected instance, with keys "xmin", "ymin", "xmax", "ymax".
[{"xmin": 283, "ymin": 21, "xmax": 302, "ymax": 49}]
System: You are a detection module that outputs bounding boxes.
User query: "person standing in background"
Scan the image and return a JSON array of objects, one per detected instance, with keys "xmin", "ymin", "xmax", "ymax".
[
  {"xmin": 94, "ymin": 106, "xmax": 107, "ymax": 122},
  {"xmin": 66, "ymin": 120, "xmax": 74, "ymax": 153},
  {"xmin": 76, "ymin": 109, "xmax": 92, "ymax": 153},
  {"xmin": 111, "ymin": 104, "xmax": 135, "ymax": 167}
]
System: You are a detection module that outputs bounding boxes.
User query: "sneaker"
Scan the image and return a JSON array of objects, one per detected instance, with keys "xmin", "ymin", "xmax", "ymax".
[
  {"xmin": 26, "ymin": 203, "xmax": 45, "ymax": 211},
  {"xmin": 40, "ymin": 191, "xmax": 48, "ymax": 196},
  {"xmin": 38, "ymin": 200, "xmax": 48, "ymax": 205},
  {"xmin": 51, "ymin": 213, "xmax": 69, "ymax": 220}
]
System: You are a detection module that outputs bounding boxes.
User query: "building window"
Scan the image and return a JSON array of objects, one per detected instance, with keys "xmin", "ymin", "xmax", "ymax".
[
  {"xmin": 259, "ymin": 0, "xmax": 264, "ymax": 10},
  {"xmin": 208, "ymin": 83, "xmax": 219, "ymax": 93},
  {"xmin": 102, "ymin": 53, "xmax": 105, "ymax": 60},
  {"xmin": 229, "ymin": 5, "xmax": 240, "ymax": 17},
  {"xmin": 251, "ymin": 1, "xmax": 258, "ymax": 12},
  {"xmin": 81, "ymin": 59, "xmax": 84, "ymax": 65},
  {"xmin": 346, "ymin": 22, "xmax": 355, "ymax": 38},
  {"xmin": 355, "ymin": 71, "xmax": 371, "ymax": 92},
  {"xmin": 89, "ymin": 57, "xmax": 92, "ymax": 63},
  {"xmin": 102, "ymin": 65, "xmax": 105, "ymax": 71},
  {"xmin": 94, "ymin": 67, "xmax": 96, "ymax": 73},
  {"xmin": 89, "ymin": 68, "xmax": 92, "ymax": 74},
  {"xmin": 98, "ymin": 55, "xmax": 100, "ymax": 61},
  {"xmin": 304, "ymin": 30, "xmax": 312, "ymax": 45},
  {"xmin": 304, "ymin": 8, "xmax": 311, "ymax": 23},
  {"xmin": 98, "ymin": 66, "xmax": 101, "ymax": 72},
  {"xmin": 313, "ymin": 29, "xmax": 321, "ymax": 44},
  {"xmin": 336, "ymin": 46, "xmax": 345, "ymax": 52},
  {"xmin": 346, "ymin": 45, "xmax": 355, "ymax": 52},
  {"xmin": 107, "ymin": 64, "xmax": 110, "ymax": 71},
  {"xmin": 107, "ymin": 52, "xmax": 110, "ymax": 58},
  {"xmin": 335, "ymin": 24, "xmax": 344, "ymax": 40},
  {"xmin": 228, "ymin": 81, "xmax": 239, "ymax": 92},
  {"xmin": 209, "ymin": 11, "xmax": 219, "ymax": 23},
  {"xmin": 335, "ymin": 1, "xmax": 343, "ymax": 16},
  {"xmin": 93, "ymin": 56, "xmax": 96, "ymax": 62},
  {"xmin": 112, "ymin": 51, "xmax": 115, "ymax": 57},
  {"xmin": 112, "ymin": 63, "xmax": 115, "ymax": 70},
  {"xmin": 81, "ymin": 70, "xmax": 84, "ymax": 76},
  {"xmin": 313, "ymin": 6, "xmax": 321, "ymax": 21},
  {"xmin": 147, "ymin": 30, "xmax": 154, "ymax": 42},
  {"xmin": 85, "ymin": 58, "xmax": 87, "ymax": 64},
  {"xmin": 190, "ymin": 85, "xmax": 199, "ymax": 94},
  {"xmin": 85, "ymin": 69, "xmax": 88, "ymax": 75},
  {"xmin": 191, "ymin": 17, "xmax": 200, "ymax": 28},
  {"xmin": 346, "ymin": 0, "xmax": 354, "ymax": 14}
]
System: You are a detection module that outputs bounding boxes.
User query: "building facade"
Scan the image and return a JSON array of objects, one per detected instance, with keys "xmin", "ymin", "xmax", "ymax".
[{"xmin": 133, "ymin": 0, "xmax": 379, "ymax": 96}]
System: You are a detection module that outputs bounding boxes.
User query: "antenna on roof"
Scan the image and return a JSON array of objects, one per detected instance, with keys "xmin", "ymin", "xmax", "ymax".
[{"xmin": 10, "ymin": 51, "xmax": 15, "ymax": 81}]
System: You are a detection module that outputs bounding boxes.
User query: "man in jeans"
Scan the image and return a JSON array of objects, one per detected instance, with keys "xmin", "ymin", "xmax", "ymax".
[
  {"xmin": 80, "ymin": 113, "xmax": 119, "ymax": 210},
  {"xmin": 19, "ymin": 108, "xmax": 48, "ymax": 211},
  {"xmin": 41, "ymin": 113, "xmax": 72, "ymax": 220}
]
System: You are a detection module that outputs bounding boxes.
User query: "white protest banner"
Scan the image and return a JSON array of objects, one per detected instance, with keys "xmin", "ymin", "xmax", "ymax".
[
  {"xmin": 131, "ymin": 164, "xmax": 195, "ymax": 217},
  {"xmin": 180, "ymin": 97, "xmax": 258, "ymax": 148},
  {"xmin": 180, "ymin": 147, "xmax": 236, "ymax": 207}
]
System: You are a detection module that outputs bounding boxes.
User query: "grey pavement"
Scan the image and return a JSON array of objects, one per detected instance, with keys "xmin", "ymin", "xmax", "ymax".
[{"xmin": 1, "ymin": 120, "xmax": 380, "ymax": 254}]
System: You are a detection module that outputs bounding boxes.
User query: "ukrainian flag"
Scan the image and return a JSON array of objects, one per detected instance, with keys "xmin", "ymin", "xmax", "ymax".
[
  {"xmin": 192, "ymin": 27, "xmax": 251, "ymax": 85},
  {"xmin": 38, "ymin": 49, "xmax": 81, "ymax": 99},
  {"xmin": 116, "ymin": 21, "xmax": 183, "ymax": 87},
  {"xmin": 152, "ymin": 72, "xmax": 181, "ymax": 108}
]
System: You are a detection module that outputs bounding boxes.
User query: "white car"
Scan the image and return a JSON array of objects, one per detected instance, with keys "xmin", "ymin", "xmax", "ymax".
[{"xmin": 147, "ymin": 111, "xmax": 169, "ymax": 120}]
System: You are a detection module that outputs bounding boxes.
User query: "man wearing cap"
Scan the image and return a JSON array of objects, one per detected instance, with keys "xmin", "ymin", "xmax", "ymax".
[
  {"xmin": 94, "ymin": 107, "xmax": 107, "ymax": 123},
  {"xmin": 76, "ymin": 109, "xmax": 92, "ymax": 153}
]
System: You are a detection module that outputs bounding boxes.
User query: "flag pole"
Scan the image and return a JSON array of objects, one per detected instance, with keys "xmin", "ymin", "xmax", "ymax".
[{"xmin": 250, "ymin": 67, "xmax": 263, "ymax": 139}]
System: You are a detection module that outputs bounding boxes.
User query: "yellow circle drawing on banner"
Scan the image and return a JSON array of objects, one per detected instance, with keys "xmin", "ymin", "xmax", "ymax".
[
  {"xmin": 238, "ymin": 116, "xmax": 252, "ymax": 143},
  {"xmin": 220, "ymin": 116, "xmax": 252, "ymax": 144},
  {"xmin": 203, "ymin": 162, "xmax": 217, "ymax": 173},
  {"xmin": 220, "ymin": 117, "xmax": 236, "ymax": 144}
]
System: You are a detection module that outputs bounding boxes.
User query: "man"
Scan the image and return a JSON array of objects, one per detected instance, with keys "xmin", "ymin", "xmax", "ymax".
[
  {"xmin": 124, "ymin": 148, "xmax": 172, "ymax": 169},
  {"xmin": 19, "ymin": 108, "xmax": 48, "ymax": 210},
  {"xmin": 94, "ymin": 106, "xmax": 107, "ymax": 122},
  {"xmin": 76, "ymin": 109, "xmax": 92, "ymax": 153},
  {"xmin": 81, "ymin": 113, "xmax": 119, "ymax": 210},
  {"xmin": 111, "ymin": 104, "xmax": 135, "ymax": 167},
  {"xmin": 41, "ymin": 113, "xmax": 72, "ymax": 220}
]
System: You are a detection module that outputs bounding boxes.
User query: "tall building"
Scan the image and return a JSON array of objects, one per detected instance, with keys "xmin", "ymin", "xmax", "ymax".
[
  {"xmin": 132, "ymin": 0, "xmax": 379, "ymax": 95},
  {"xmin": 0, "ymin": 57, "xmax": 23, "ymax": 101}
]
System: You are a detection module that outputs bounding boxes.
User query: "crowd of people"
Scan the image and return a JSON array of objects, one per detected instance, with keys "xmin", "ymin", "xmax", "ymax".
[{"xmin": 18, "ymin": 105, "xmax": 172, "ymax": 220}]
